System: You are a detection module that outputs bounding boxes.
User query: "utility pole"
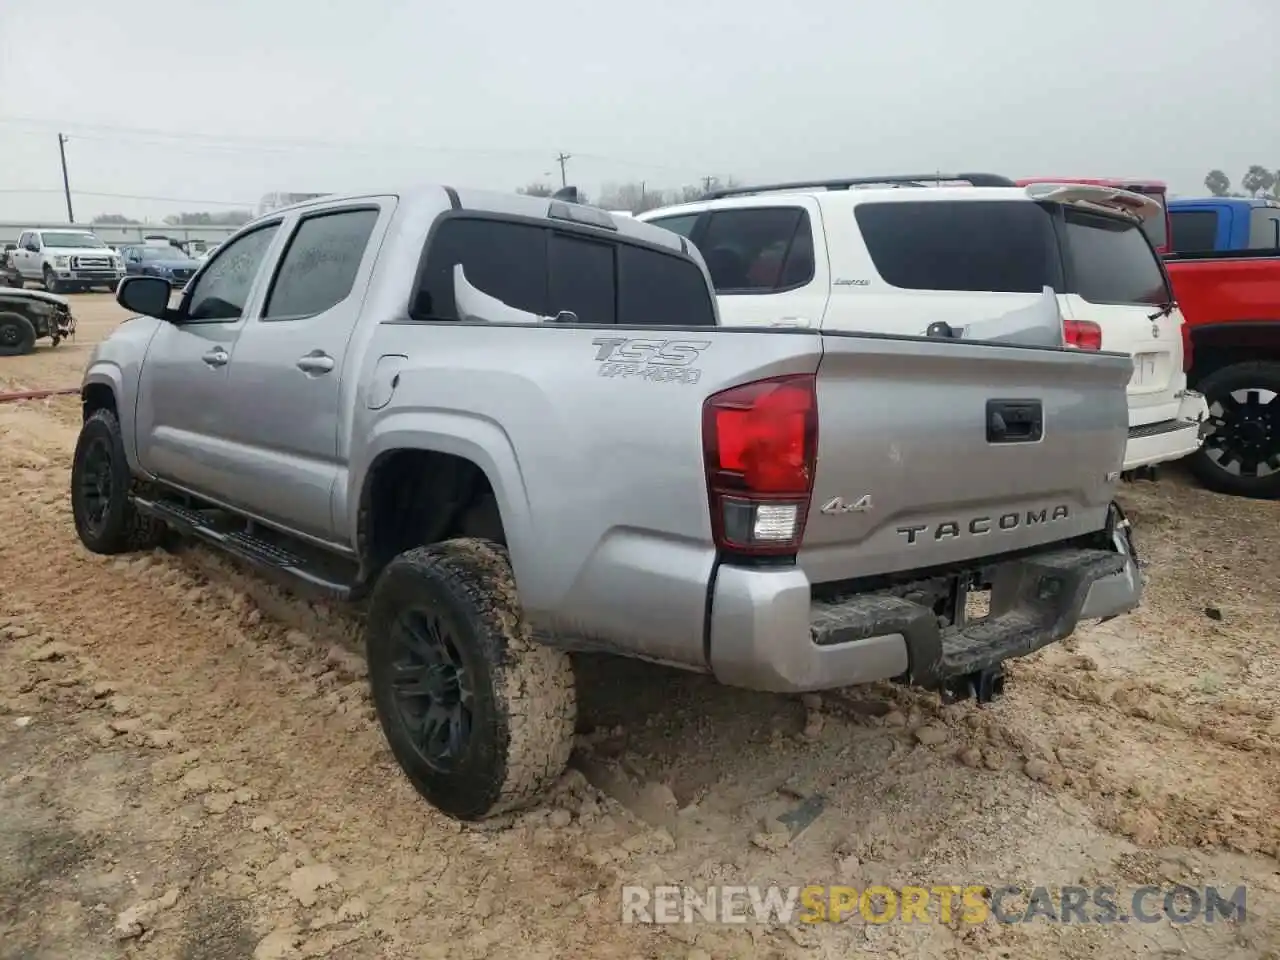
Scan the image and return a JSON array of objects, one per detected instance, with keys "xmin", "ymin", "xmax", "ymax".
[
  {"xmin": 58, "ymin": 133, "xmax": 74, "ymax": 222},
  {"xmin": 555, "ymin": 152, "xmax": 571, "ymax": 188},
  {"xmin": 702, "ymin": 175, "xmax": 715, "ymax": 194}
]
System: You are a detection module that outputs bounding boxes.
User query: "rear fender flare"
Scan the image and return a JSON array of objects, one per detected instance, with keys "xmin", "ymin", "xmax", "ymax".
[{"xmin": 350, "ymin": 413, "xmax": 537, "ymax": 598}]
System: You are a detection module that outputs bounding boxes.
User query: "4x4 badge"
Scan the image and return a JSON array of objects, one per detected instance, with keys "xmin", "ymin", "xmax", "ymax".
[{"xmin": 820, "ymin": 495, "xmax": 873, "ymax": 515}]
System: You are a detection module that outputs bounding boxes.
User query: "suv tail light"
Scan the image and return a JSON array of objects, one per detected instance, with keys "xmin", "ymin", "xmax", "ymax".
[
  {"xmin": 1063, "ymin": 319, "xmax": 1102, "ymax": 351},
  {"xmin": 702, "ymin": 374, "xmax": 818, "ymax": 556}
]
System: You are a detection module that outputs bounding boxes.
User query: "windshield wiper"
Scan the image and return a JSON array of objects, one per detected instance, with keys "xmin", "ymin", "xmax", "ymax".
[{"xmin": 1147, "ymin": 300, "xmax": 1175, "ymax": 321}]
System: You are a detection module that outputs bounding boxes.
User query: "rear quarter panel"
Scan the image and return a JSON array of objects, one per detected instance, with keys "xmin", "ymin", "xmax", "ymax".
[{"xmin": 348, "ymin": 322, "xmax": 825, "ymax": 669}]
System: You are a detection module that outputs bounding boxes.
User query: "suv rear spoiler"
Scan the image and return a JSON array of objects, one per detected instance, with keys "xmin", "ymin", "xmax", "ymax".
[{"xmin": 1023, "ymin": 182, "xmax": 1162, "ymax": 222}]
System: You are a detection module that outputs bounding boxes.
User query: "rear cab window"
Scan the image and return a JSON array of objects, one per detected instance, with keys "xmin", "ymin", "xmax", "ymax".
[
  {"xmin": 1249, "ymin": 208, "xmax": 1280, "ymax": 250},
  {"xmin": 413, "ymin": 216, "xmax": 715, "ymax": 327},
  {"xmin": 1170, "ymin": 209, "xmax": 1220, "ymax": 253}
]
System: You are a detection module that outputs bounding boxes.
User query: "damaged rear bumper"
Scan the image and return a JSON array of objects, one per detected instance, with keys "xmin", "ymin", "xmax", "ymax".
[{"xmin": 707, "ymin": 505, "xmax": 1142, "ymax": 694}]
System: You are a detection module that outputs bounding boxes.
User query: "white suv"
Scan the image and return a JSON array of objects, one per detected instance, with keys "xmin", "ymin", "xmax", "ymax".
[{"xmin": 637, "ymin": 174, "xmax": 1208, "ymax": 472}]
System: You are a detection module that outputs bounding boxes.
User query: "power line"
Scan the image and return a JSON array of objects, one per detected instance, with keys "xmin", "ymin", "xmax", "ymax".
[
  {"xmin": 0, "ymin": 116, "xmax": 713, "ymax": 176},
  {"xmin": 0, "ymin": 188, "xmax": 256, "ymax": 206}
]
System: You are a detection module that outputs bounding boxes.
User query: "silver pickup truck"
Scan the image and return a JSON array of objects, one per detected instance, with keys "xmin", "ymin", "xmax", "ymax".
[{"xmin": 70, "ymin": 185, "xmax": 1142, "ymax": 820}]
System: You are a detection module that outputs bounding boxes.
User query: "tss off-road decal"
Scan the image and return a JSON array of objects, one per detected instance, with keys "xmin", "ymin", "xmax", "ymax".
[{"xmin": 591, "ymin": 338, "xmax": 710, "ymax": 384}]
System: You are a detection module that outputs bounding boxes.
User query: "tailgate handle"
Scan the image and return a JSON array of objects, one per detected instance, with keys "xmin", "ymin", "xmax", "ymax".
[{"xmin": 986, "ymin": 399, "xmax": 1043, "ymax": 444}]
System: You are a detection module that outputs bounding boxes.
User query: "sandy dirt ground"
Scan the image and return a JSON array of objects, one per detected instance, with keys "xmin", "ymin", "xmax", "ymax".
[{"xmin": 2, "ymin": 294, "xmax": 1279, "ymax": 959}]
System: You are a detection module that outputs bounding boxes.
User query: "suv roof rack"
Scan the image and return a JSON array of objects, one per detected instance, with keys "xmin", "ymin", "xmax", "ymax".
[{"xmin": 703, "ymin": 173, "xmax": 1016, "ymax": 200}]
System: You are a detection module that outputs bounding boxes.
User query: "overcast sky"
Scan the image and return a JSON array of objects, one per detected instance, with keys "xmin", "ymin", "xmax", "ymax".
[{"xmin": 1, "ymin": 0, "xmax": 1276, "ymax": 224}]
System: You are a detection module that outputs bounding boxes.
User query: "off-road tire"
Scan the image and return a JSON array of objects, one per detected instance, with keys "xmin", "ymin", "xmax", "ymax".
[
  {"xmin": 42, "ymin": 266, "xmax": 62, "ymax": 295},
  {"xmin": 0, "ymin": 312, "xmax": 36, "ymax": 356},
  {"xmin": 1190, "ymin": 361, "xmax": 1280, "ymax": 499},
  {"xmin": 366, "ymin": 539, "xmax": 576, "ymax": 820},
  {"xmin": 71, "ymin": 408, "xmax": 166, "ymax": 554}
]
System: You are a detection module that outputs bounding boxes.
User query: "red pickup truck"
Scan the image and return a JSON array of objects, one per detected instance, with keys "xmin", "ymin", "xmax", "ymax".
[{"xmin": 1165, "ymin": 249, "xmax": 1280, "ymax": 498}]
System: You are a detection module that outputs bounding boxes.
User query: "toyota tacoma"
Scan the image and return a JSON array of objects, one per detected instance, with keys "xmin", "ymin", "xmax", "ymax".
[{"xmin": 71, "ymin": 185, "xmax": 1143, "ymax": 820}]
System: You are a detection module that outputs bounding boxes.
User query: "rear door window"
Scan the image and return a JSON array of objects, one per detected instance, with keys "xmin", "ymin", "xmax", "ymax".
[
  {"xmin": 697, "ymin": 208, "xmax": 815, "ymax": 293},
  {"xmin": 264, "ymin": 208, "xmax": 379, "ymax": 320},
  {"xmin": 854, "ymin": 200, "xmax": 1061, "ymax": 293},
  {"xmin": 1060, "ymin": 209, "xmax": 1170, "ymax": 306},
  {"xmin": 1170, "ymin": 210, "xmax": 1220, "ymax": 253}
]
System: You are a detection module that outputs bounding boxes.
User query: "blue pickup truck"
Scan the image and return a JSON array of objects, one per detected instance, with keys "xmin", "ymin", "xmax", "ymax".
[{"xmin": 1169, "ymin": 197, "xmax": 1280, "ymax": 253}]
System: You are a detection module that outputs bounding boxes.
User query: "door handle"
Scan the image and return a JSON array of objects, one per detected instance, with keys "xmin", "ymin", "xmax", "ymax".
[
  {"xmin": 296, "ymin": 352, "xmax": 335, "ymax": 374},
  {"xmin": 201, "ymin": 347, "xmax": 228, "ymax": 367}
]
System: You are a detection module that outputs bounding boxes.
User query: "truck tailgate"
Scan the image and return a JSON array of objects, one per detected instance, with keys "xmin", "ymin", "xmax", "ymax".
[{"xmin": 801, "ymin": 334, "xmax": 1132, "ymax": 584}]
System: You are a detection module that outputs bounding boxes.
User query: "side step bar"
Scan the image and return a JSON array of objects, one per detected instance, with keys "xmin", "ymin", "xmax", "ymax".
[{"xmin": 132, "ymin": 496, "xmax": 354, "ymax": 601}]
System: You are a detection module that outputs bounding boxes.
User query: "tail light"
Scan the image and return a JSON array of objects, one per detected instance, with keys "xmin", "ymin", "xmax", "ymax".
[
  {"xmin": 1063, "ymin": 319, "xmax": 1102, "ymax": 351},
  {"xmin": 702, "ymin": 374, "xmax": 818, "ymax": 556}
]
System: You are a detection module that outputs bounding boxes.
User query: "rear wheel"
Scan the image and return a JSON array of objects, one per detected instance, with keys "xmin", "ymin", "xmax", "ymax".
[
  {"xmin": 1190, "ymin": 361, "xmax": 1280, "ymax": 499},
  {"xmin": 0, "ymin": 312, "xmax": 36, "ymax": 356},
  {"xmin": 366, "ymin": 539, "xmax": 576, "ymax": 820}
]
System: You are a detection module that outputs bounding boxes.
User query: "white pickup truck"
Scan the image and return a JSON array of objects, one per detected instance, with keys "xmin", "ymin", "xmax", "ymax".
[
  {"xmin": 638, "ymin": 174, "xmax": 1209, "ymax": 473},
  {"xmin": 8, "ymin": 227, "xmax": 126, "ymax": 294}
]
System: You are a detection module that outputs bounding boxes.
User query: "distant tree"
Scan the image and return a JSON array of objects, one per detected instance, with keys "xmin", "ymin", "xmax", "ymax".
[
  {"xmin": 517, "ymin": 182, "xmax": 554, "ymax": 198},
  {"xmin": 162, "ymin": 210, "xmax": 252, "ymax": 226},
  {"xmin": 1203, "ymin": 170, "xmax": 1231, "ymax": 197},
  {"xmin": 1241, "ymin": 165, "xmax": 1276, "ymax": 198},
  {"xmin": 591, "ymin": 177, "xmax": 743, "ymax": 213},
  {"xmin": 91, "ymin": 213, "xmax": 142, "ymax": 225},
  {"xmin": 595, "ymin": 181, "xmax": 668, "ymax": 213}
]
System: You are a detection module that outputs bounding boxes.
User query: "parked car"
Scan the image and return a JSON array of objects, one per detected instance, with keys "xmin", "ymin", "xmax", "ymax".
[
  {"xmin": 71, "ymin": 184, "xmax": 1141, "ymax": 820},
  {"xmin": 119, "ymin": 244, "xmax": 201, "ymax": 288},
  {"xmin": 0, "ymin": 288, "xmax": 76, "ymax": 355},
  {"xmin": 1162, "ymin": 243, "xmax": 1280, "ymax": 497},
  {"xmin": 0, "ymin": 243, "xmax": 18, "ymax": 286},
  {"xmin": 1016, "ymin": 177, "xmax": 1172, "ymax": 255},
  {"xmin": 1169, "ymin": 197, "xmax": 1280, "ymax": 254},
  {"xmin": 637, "ymin": 174, "xmax": 1206, "ymax": 475},
  {"xmin": 7, "ymin": 228, "xmax": 126, "ymax": 293}
]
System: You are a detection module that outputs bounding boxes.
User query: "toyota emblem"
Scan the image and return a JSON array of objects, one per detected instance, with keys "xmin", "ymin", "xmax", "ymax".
[{"xmin": 1151, "ymin": 323, "xmax": 1160, "ymax": 338}]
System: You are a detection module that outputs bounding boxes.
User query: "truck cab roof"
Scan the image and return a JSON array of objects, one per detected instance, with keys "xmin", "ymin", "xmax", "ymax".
[{"xmin": 250, "ymin": 184, "xmax": 692, "ymax": 259}]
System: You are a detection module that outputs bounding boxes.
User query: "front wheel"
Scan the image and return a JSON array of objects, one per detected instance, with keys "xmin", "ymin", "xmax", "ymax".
[
  {"xmin": 70, "ymin": 409, "xmax": 166, "ymax": 554},
  {"xmin": 366, "ymin": 539, "xmax": 576, "ymax": 820},
  {"xmin": 0, "ymin": 312, "xmax": 36, "ymax": 356},
  {"xmin": 42, "ymin": 266, "xmax": 62, "ymax": 295},
  {"xmin": 1189, "ymin": 361, "xmax": 1280, "ymax": 499}
]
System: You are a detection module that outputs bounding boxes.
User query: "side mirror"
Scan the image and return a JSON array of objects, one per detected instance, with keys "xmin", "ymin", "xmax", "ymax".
[{"xmin": 116, "ymin": 275, "xmax": 173, "ymax": 319}]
